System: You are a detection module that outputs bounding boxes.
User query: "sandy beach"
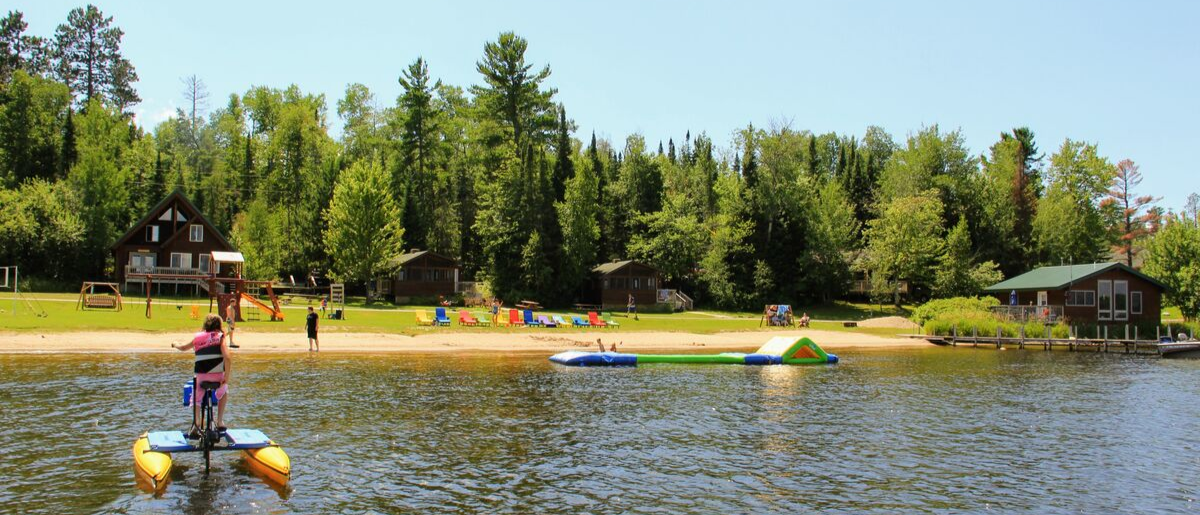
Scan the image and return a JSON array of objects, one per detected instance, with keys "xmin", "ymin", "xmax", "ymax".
[{"xmin": 0, "ymin": 328, "xmax": 929, "ymax": 354}]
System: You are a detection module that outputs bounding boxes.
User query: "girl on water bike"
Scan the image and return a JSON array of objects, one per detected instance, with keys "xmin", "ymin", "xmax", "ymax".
[{"xmin": 172, "ymin": 314, "xmax": 232, "ymax": 437}]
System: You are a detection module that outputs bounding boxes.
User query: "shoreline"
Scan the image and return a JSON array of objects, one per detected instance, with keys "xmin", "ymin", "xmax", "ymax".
[{"xmin": 0, "ymin": 329, "xmax": 930, "ymax": 355}]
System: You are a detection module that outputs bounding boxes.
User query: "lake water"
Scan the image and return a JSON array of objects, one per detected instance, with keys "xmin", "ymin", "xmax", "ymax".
[{"xmin": 1, "ymin": 347, "xmax": 1198, "ymax": 514}]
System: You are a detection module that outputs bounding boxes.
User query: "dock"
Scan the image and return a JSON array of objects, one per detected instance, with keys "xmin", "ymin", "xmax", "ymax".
[{"xmin": 916, "ymin": 324, "xmax": 1195, "ymax": 357}]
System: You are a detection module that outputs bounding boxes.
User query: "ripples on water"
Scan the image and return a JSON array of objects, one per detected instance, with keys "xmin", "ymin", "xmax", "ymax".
[{"xmin": 0, "ymin": 348, "xmax": 1198, "ymax": 514}]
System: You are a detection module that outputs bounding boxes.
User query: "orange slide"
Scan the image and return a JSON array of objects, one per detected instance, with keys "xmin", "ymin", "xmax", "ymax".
[{"xmin": 239, "ymin": 292, "xmax": 285, "ymax": 321}]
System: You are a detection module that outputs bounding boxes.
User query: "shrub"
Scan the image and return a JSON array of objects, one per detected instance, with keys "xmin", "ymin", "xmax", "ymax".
[
  {"xmin": 924, "ymin": 316, "xmax": 1069, "ymax": 339},
  {"xmin": 910, "ymin": 296, "xmax": 999, "ymax": 326}
]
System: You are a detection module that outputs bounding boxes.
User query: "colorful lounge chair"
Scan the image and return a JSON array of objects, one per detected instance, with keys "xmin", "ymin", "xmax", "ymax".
[
  {"xmin": 552, "ymin": 315, "xmax": 572, "ymax": 327},
  {"xmin": 537, "ymin": 315, "xmax": 556, "ymax": 327},
  {"xmin": 523, "ymin": 310, "xmax": 541, "ymax": 327},
  {"xmin": 603, "ymin": 313, "xmax": 620, "ymax": 328},
  {"xmin": 415, "ymin": 310, "xmax": 433, "ymax": 326},
  {"xmin": 477, "ymin": 312, "xmax": 492, "ymax": 325},
  {"xmin": 571, "ymin": 316, "xmax": 590, "ymax": 327},
  {"xmin": 509, "ymin": 309, "xmax": 524, "ymax": 327},
  {"xmin": 588, "ymin": 312, "xmax": 608, "ymax": 328},
  {"xmin": 434, "ymin": 307, "xmax": 451, "ymax": 326},
  {"xmin": 459, "ymin": 310, "xmax": 479, "ymax": 326}
]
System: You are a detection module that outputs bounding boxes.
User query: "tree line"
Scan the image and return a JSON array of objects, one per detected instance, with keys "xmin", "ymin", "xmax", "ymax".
[{"xmin": 1, "ymin": 5, "xmax": 1197, "ymax": 316}]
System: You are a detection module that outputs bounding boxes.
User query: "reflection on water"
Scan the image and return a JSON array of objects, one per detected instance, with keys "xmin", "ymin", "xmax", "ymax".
[{"xmin": 0, "ymin": 348, "xmax": 1198, "ymax": 514}]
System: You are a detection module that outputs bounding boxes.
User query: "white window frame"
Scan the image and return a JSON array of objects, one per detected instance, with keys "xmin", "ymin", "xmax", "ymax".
[
  {"xmin": 1114, "ymin": 280, "xmax": 1128, "ymax": 321},
  {"xmin": 1097, "ymin": 280, "xmax": 1113, "ymax": 321},
  {"xmin": 146, "ymin": 225, "xmax": 159, "ymax": 243},
  {"xmin": 1131, "ymin": 291, "xmax": 1142, "ymax": 315},
  {"xmin": 198, "ymin": 254, "xmax": 211, "ymax": 274},
  {"xmin": 170, "ymin": 252, "xmax": 192, "ymax": 270},
  {"xmin": 130, "ymin": 252, "xmax": 156, "ymax": 271},
  {"xmin": 1037, "ymin": 291, "xmax": 1048, "ymax": 306},
  {"xmin": 189, "ymin": 224, "xmax": 204, "ymax": 242}
]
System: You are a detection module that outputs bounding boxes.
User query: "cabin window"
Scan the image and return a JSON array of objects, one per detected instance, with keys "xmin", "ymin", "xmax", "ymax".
[
  {"xmin": 1131, "ymin": 291, "xmax": 1142, "ymax": 314},
  {"xmin": 633, "ymin": 278, "xmax": 641, "ymax": 290},
  {"xmin": 1066, "ymin": 291, "xmax": 1095, "ymax": 307},
  {"xmin": 649, "ymin": 277, "xmax": 655, "ymax": 289},
  {"xmin": 1114, "ymin": 281, "xmax": 1128, "ymax": 321},
  {"xmin": 398, "ymin": 269, "xmax": 406, "ymax": 281},
  {"xmin": 1097, "ymin": 280, "xmax": 1112, "ymax": 321},
  {"xmin": 198, "ymin": 254, "xmax": 211, "ymax": 274},
  {"xmin": 146, "ymin": 225, "xmax": 159, "ymax": 242},
  {"xmin": 130, "ymin": 253, "xmax": 156, "ymax": 270},
  {"xmin": 170, "ymin": 252, "xmax": 192, "ymax": 269},
  {"xmin": 189, "ymin": 224, "xmax": 204, "ymax": 242}
]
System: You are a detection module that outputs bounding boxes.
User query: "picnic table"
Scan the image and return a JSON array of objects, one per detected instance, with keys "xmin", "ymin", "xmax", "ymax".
[
  {"xmin": 572, "ymin": 303, "xmax": 602, "ymax": 312},
  {"xmin": 515, "ymin": 300, "xmax": 543, "ymax": 310}
]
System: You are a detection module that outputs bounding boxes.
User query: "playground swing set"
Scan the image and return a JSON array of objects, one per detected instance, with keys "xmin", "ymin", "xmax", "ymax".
[
  {"xmin": 129, "ymin": 252, "xmax": 286, "ymax": 322},
  {"xmin": 124, "ymin": 251, "xmax": 346, "ymax": 323},
  {"xmin": 2, "ymin": 266, "xmax": 48, "ymax": 318}
]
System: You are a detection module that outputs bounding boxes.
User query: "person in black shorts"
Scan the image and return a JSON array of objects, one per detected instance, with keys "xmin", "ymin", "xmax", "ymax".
[{"xmin": 306, "ymin": 306, "xmax": 319, "ymax": 352}]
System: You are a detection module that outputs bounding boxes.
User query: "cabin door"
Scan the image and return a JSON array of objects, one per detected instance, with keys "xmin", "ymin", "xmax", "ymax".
[{"xmin": 1036, "ymin": 291, "xmax": 1048, "ymax": 306}]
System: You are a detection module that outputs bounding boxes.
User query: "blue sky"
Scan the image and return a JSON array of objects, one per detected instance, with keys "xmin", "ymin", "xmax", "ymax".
[{"xmin": 15, "ymin": 0, "xmax": 1199, "ymax": 208}]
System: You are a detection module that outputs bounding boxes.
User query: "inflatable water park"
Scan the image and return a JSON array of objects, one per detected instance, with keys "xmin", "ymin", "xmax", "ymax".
[
  {"xmin": 133, "ymin": 382, "xmax": 290, "ymax": 491},
  {"xmin": 549, "ymin": 336, "xmax": 839, "ymax": 367}
]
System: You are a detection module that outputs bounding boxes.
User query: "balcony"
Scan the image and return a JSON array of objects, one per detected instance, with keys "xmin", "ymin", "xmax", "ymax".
[{"xmin": 124, "ymin": 265, "xmax": 210, "ymax": 282}]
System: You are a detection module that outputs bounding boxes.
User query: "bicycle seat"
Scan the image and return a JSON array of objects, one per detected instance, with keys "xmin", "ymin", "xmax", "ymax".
[{"xmin": 199, "ymin": 381, "xmax": 223, "ymax": 390}]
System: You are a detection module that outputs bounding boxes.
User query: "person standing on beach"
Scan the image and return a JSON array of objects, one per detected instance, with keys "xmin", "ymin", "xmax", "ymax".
[
  {"xmin": 306, "ymin": 306, "xmax": 320, "ymax": 352},
  {"xmin": 627, "ymin": 294, "xmax": 638, "ymax": 321},
  {"xmin": 491, "ymin": 298, "xmax": 500, "ymax": 327},
  {"xmin": 225, "ymin": 301, "xmax": 240, "ymax": 348}
]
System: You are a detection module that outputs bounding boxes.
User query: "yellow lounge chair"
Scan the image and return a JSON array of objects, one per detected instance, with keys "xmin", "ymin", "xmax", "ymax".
[{"xmin": 415, "ymin": 310, "xmax": 434, "ymax": 326}]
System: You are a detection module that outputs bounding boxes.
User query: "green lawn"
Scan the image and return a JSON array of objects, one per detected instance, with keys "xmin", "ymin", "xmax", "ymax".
[{"xmin": 0, "ymin": 292, "xmax": 911, "ymax": 337}]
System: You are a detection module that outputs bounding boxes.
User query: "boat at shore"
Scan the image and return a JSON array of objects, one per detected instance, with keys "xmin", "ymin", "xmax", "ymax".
[
  {"xmin": 549, "ymin": 336, "xmax": 838, "ymax": 367},
  {"xmin": 1159, "ymin": 341, "xmax": 1200, "ymax": 359}
]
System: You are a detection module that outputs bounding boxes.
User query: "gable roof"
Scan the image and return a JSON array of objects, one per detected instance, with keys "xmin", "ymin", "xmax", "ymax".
[
  {"xmin": 984, "ymin": 262, "xmax": 1167, "ymax": 292},
  {"xmin": 592, "ymin": 260, "xmax": 658, "ymax": 275},
  {"xmin": 388, "ymin": 250, "xmax": 458, "ymax": 268},
  {"xmin": 110, "ymin": 190, "xmax": 233, "ymax": 251}
]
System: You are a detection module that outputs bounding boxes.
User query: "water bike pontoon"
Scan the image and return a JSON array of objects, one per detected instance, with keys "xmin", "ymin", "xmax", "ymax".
[
  {"xmin": 133, "ymin": 381, "xmax": 290, "ymax": 491},
  {"xmin": 549, "ymin": 336, "xmax": 839, "ymax": 367}
]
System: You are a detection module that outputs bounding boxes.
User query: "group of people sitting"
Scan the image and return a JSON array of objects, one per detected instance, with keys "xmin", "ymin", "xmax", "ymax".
[{"xmin": 764, "ymin": 305, "xmax": 810, "ymax": 327}]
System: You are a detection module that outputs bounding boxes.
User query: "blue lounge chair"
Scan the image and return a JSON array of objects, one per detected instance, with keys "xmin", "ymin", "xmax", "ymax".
[
  {"xmin": 523, "ymin": 310, "xmax": 541, "ymax": 327},
  {"xmin": 571, "ymin": 316, "xmax": 590, "ymax": 327},
  {"xmin": 434, "ymin": 307, "xmax": 451, "ymax": 326}
]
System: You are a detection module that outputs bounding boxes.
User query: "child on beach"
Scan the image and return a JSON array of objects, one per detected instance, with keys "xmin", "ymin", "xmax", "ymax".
[
  {"xmin": 225, "ymin": 302, "xmax": 240, "ymax": 348},
  {"xmin": 596, "ymin": 338, "xmax": 605, "ymax": 352},
  {"xmin": 172, "ymin": 314, "xmax": 231, "ymax": 437}
]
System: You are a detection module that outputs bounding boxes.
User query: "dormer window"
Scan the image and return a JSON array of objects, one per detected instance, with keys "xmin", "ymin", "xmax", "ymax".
[
  {"xmin": 190, "ymin": 224, "xmax": 204, "ymax": 242},
  {"xmin": 146, "ymin": 226, "xmax": 159, "ymax": 242}
]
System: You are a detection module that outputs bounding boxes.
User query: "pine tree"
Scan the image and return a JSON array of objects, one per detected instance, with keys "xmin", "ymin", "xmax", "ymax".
[
  {"xmin": 53, "ymin": 5, "xmax": 140, "ymax": 111},
  {"xmin": 551, "ymin": 105, "xmax": 574, "ymax": 202}
]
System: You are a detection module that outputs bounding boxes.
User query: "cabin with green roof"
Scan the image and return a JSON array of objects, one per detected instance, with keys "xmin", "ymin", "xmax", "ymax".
[{"xmin": 983, "ymin": 262, "xmax": 1166, "ymax": 325}]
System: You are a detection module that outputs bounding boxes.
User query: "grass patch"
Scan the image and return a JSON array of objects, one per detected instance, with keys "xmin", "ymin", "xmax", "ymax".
[{"xmin": 0, "ymin": 292, "xmax": 909, "ymax": 338}]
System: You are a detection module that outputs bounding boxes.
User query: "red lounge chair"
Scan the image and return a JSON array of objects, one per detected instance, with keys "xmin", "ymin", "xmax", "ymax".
[
  {"xmin": 509, "ymin": 309, "xmax": 525, "ymax": 327},
  {"xmin": 459, "ymin": 310, "xmax": 479, "ymax": 326},
  {"xmin": 588, "ymin": 312, "xmax": 608, "ymax": 328}
]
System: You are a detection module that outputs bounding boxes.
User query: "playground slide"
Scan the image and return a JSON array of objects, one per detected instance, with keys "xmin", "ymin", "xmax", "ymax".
[{"xmin": 239, "ymin": 293, "xmax": 285, "ymax": 321}]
